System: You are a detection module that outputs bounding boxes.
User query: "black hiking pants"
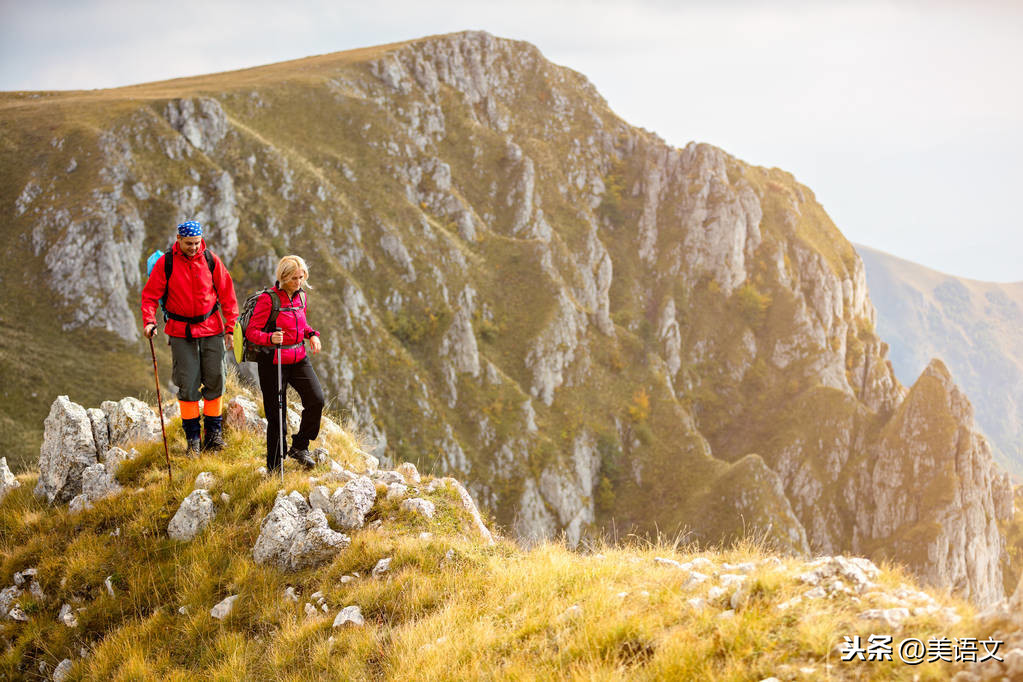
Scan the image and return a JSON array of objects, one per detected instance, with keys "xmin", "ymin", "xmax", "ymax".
[{"xmin": 256, "ymin": 356, "xmax": 325, "ymax": 470}]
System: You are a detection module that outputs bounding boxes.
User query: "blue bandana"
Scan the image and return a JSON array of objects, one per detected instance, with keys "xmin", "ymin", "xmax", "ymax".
[{"xmin": 177, "ymin": 220, "xmax": 203, "ymax": 237}]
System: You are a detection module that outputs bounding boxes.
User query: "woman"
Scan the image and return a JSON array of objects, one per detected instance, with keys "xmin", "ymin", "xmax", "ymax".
[{"xmin": 245, "ymin": 255, "xmax": 324, "ymax": 473}]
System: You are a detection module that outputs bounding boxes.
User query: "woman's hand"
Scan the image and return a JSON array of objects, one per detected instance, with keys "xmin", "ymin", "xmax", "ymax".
[
  {"xmin": 270, "ymin": 330, "xmax": 284, "ymax": 345},
  {"xmin": 310, "ymin": 335, "xmax": 322, "ymax": 355}
]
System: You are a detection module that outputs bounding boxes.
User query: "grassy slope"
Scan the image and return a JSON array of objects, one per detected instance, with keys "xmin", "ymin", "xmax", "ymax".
[{"xmin": 0, "ymin": 404, "xmax": 978, "ymax": 680}]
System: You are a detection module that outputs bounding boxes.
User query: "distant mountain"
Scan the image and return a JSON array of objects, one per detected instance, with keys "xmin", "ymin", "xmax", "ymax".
[
  {"xmin": 1, "ymin": 31, "xmax": 1014, "ymax": 603},
  {"xmin": 856, "ymin": 244, "xmax": 1023, "ymax": 480}
]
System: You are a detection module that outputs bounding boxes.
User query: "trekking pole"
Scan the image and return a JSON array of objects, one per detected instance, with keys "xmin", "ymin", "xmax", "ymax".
[
  {"xmin": 277, "ymin": 343, "xmax": 285, "ymax": 487},
  {"xmin": 147, "ymin": 334, "xmax": 172, "ymax": 483}
]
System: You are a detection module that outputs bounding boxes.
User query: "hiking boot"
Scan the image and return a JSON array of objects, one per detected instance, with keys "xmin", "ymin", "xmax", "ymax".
[
  {"xmin": 186, "ymin": 438, "xmax": 201, "ymax": 458},
  {"xmin": 202, "ymin": 428, "xmax": 226, "ymax": 452},
  {"xmin": 287, "ymin": 447, "xmax": 316, "ymax": 470},
  {"xmin": 202, "ymin": 416, "xmax": 225, "ymax": 452}
]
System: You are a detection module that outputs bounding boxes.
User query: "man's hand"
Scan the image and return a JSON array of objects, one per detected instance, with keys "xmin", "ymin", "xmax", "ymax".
[
  {"xmin": 310, "ymin": 335, "xmax": 322, "ymax": 355},
  {"xmin": 224, "ymin": 332, "xmax": 233, "ymax": 351},
  {"xmin": 270, "ymin": 330, "xmax": 284, "ymax": 345},
  {"xmin": 144, "ymin": 323, "xmax": 158, "ymax": 339}
]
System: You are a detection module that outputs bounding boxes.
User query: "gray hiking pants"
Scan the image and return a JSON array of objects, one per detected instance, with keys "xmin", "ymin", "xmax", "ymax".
[{"xmin": 169, "ymin": 334, "xmax": 226, "ymax": 402}]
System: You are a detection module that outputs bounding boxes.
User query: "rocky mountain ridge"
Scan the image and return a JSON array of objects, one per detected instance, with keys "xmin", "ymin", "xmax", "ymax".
[
  {"xmin": 0, "ymin": 31, "xmax": 1014, "ymax": 604},
  {"xmin": 856, "ymin": 243, "xmax": 1023, "ymax": 480}
]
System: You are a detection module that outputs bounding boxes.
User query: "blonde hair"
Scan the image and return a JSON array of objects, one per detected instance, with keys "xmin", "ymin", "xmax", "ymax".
[{"xmin": 276, "ymin": 255, "xmax": 312, "ymax": 289}]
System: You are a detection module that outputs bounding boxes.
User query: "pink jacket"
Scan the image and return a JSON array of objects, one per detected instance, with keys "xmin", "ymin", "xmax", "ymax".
[{"xmin": 244, "ymin": 286, "xmax": 319, "ymax": 364}]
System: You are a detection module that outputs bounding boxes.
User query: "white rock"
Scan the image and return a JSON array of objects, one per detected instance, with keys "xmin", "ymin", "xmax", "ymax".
[
  {"xmin": 9, "ymin": 604, "xmax": 28, "ymax": 621},
  {"xmin": 859, "ymin": 607, "xmax": 910, "ymax": 628},
  {"xmin": 101, "ymin": 397, "xmax": 162, "ymax": 446},
  {"xmin": 168, "ymin": 489, "xmax": 216, "ymax": 541},
  {"xmin": 685, "ymin": 572, "xmax": 709, "ymax": 588},
  {"xmin": 308, "ymin": 485, "xmax": 332, "ymax": 515},
  {"xmin": 400, "ymin": 498, "xmax": 435, "ymax": 519},
  {"xmin": 310, "ymin": 591, "xmax": 324, "ymax": 601},
  {"xmin": 178, "ymin": 606, "xmax": 188, "ymax": 615},
  {"xmin": 340, "ymin": 575, "xmax": 355, "ymax": 584},
  {"xmin": 373, "ymin": 557, "xmax": 392, "ymax": 577},
  {"xmin": 104, "ymin": 576, "xmax": 115, "ymax": 597},
  {"xmin": 804, "ymin": 587, "xmax": 827, "ymax": 600},
  {"xmin": 654, "ymin": 557, "xmax": 684, "ymax": 569},
  {"xmin": 396, "ymin": 462, "xmax": 421, "ymax": 484},
  {"xmin": 52, "ymin": 658, "xmax": 73, "ymax": 682},
  {"xmin": 687, "ymin": 597, "xmax": 706, "ymax": 609},
  {"xmin": 304, "ymin": 602, "xmax": 318, "ymax": 618},
  {"xmin": 221, "ymin": 493, "xmax": 230, "ymax": 504},
  {"xmin": 707, "ymin": 586, "xmax": 726, "ymax": 601},
  {"xmin": 386, "ymin": 483, "xmax": 408, "ymax": 501},
  {"xmin": 719, "ymin": 574, "xmax": 746, "ymax": 588},
  {"xmin": 333, "ymin": 605, "xmax": 365, "ymax": 627},
  {"xmin": 88, "ymin": 408, "xmax": 109, "ymax": 456},
  {"xmin": 68, "ymin": 495, "xmax": 92, "ymax": 514},
  {"xmin": 100, "ymin": 446, "xmax": 137, "ymax": 476},
  {"xmin": 34, "ymin": 396, "xmax": 98, "ymax": 504},
  {"xmin": 80, "ymin": 463, "xmax": 121, "ymax": 503},
  {"xmin": 284, "ymin": 587, "xmax": 299, "ymax": 602},
  {"xmin": 59, "ymin": 603, "xmax": 78, "ymax": 627},
  {"xmin": 252, "ymin": 493, "xmax": 350, "ymax": 571},
  {"xmin": 0, "ymin": 457, "xmax": 21, "ymax": 503},
  {"xmin": 194, "ymin": 472, "xmax": 216, "ymax": 490},
  {"xmin": 210, "ymin": 594, "xmax": 238, "ymax": 620},
  {"xmin": 330, "ymin": 476, "xmax": 377, "ymax": 530},
  {"xmin": 689, "ymin": 558, "xmax": 713, "ymax": 570},
  {"xmin": 419, "ymin": 532, "xmax": 433, "ymax": 540}
]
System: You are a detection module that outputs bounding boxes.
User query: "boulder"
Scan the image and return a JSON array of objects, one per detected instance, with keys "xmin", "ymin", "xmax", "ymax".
[
  {"xmin": 34, "ymin": 396, "xmax": 98, "ymax": 504},
  {"xmin": 0, "ymin": 457, "xmax": 21, "ymax": 503},
  {"xmin": 168, "ymin": 489, "xmax": 216, "ymax": 541},
  {"xmin": 80, "ymin": 463, "xmax": 121, "ymax": 502},
  {"xmin": 101, "ymin": 397, "xmax": 162, "ymax": 446},
  {"xmin": 288, "ymin": 509, "xmax": 352, "ymax": 570},
  {"xmin": 253, "ymin": 492, "xmax": 351, "ymax": 571},
  {"xmin": 225, "ymin": 396, "xmax": 267, "ymax": 433},
  {"xmin": 330, "ymin": 476, "xmax": 377, "ymax": 530}
]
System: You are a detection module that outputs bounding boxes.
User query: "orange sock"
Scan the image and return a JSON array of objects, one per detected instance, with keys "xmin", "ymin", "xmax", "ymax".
[
  {"xmin": 179, "ymin": 401, "xmax": 200, "ymax": 420},
  {"xmin": 203, "ymin": 396, "xmax": 223, "ymax": 418}
]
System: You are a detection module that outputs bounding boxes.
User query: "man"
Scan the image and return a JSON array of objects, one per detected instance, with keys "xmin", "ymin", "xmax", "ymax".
[{"xmin": 141, "ymin": 220, "xmax": 239, "ymax": 456}]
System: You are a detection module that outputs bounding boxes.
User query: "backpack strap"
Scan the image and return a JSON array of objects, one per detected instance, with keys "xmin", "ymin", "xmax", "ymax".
[{"xmin": 160, "ymin": 247, "xmax": 221, "ymax": 338}]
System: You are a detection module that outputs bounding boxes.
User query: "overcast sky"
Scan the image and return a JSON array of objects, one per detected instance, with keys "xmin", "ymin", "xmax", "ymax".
[{"xmin": 2, "ymin": 0, "xmax": 1021, "ymax": 282}]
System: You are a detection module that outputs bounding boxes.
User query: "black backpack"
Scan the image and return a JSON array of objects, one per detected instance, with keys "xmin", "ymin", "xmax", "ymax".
[{"xmin": 233, "ymin": 289, "xmax": 305, "ymax": 362}]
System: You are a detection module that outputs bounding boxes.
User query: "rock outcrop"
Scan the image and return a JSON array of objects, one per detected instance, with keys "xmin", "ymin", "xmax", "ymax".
[{"xmin": 252, "ymin": 491, "xmax": 352, "ymax": 571}]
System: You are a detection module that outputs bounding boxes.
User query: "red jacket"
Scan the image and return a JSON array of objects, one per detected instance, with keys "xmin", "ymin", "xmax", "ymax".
[
  {"xmin": 140, "ymin": 240, "xmax": 238, "ymax": 338},
  {"xmin": 245, "ymin": 286, "xmax": 319, "ymax": 364}
]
